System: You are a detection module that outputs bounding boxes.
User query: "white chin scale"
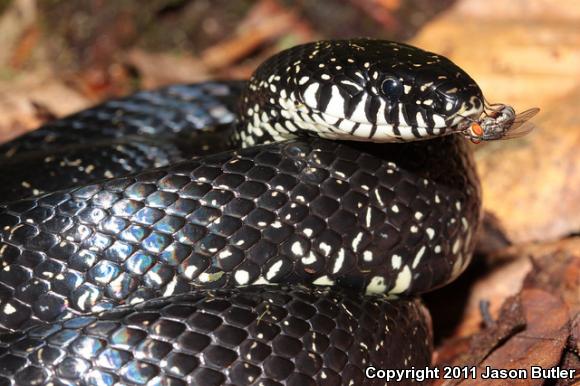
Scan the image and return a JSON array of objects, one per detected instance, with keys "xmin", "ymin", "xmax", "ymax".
[
  {"xmin": 311, "ymin": 124, "xmax": 437, "ymax": 142},
  {"xmin": 280, "ymin": 94, "xmax": 453, "ymax": 142},
  {"xmin": 298, "ymin": 108, "xmax": 447, "ymax": 142}
]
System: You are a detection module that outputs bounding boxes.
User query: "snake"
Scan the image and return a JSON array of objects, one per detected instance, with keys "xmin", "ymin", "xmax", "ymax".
[{"xmin": 0, "ymin": 39, "xmax": 488, "ymax": 386}]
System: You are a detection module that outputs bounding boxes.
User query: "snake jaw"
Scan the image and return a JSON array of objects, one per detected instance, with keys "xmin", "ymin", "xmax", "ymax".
[{"xmin": 289, "ymin": 102, "xmax": 450, "ymax": 142}]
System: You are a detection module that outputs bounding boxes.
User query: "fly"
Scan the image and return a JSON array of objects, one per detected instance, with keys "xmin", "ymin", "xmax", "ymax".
[{"xmin": 458, "ymin": 102, "xmax": 540, "ymax": 143}]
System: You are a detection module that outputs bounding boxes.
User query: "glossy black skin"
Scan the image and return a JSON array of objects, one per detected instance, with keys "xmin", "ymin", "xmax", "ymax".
[
  {"xmin": 0, "ymin": 130, "xmax": 478, "ymax": 333},
  {"xmin": 0, "ymin": 82, "xmax": 245, "ymax": 200},
  {"xmin": 0, "ymin": 286, "xmax": 431, "ymax": 386},
  {"xmin": 0, "ymin": 40, "xmax": 483, "ymax": 386},
  {"xmin": 0, "ymin": 84, "xmax": 478, "ymax": 386}
]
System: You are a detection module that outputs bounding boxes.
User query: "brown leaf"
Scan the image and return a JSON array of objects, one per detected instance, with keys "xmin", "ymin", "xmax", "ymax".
[
  {"xmin": 475, "ymin": 90, "xmax": 580, "ymax": 243},
  {"xmin": 433, "ymin": 289, "xmax": 570, "ymax": 386},
  {"xmin": 8, "ymin": 24, "xmax": 39, "ymax": 68},
  {"xmin": 200, "ymin": 0, "xmax": 313, "ymax": 70},
  {"xmin": 411, "ymin": 0, "xmax": 580, "ymax": 110},
  {"xmin": 432, "ymin": 295, "xmax": 526, "ymax": 386},
  {"xmin": 0, "ymin": 73, "xmax": 89, "ymax": 142},
  {"xmin": 0, "ymin": 0, "xmax": 37, "ymax": 67},
  {"xmin": 125, "ymin": 49, "xmax": 210, "ymax": 90},
  {"xmin": 433, "ymin": 238, "xmax": 580, "ymax": 341},
  {"xmin": 432, "ymin": 238, "xmax": 579, "ymax": 385},
  {"xmin": 555, "ymin": 313, "xmax": 580, "ymax": 385},
  {"xmin": 347, "ymin": 0, "xmax": 399, "ymax": 32},
  {"xmin": 454, "ymin": 0, "xmax": 580, "ymax": 21},
  {"xmin": 410, "ymin": 0, "xmax": 580, "ymax": 243},
  {"xmin": 523, "ymin": 245, "xmax": 580, "ymax": 318},
  {"xmin": 453, "ymin": 257, "xmax": 531, "ymax": 338},
  {"xmin": 468, "ymin": 288, "xmax": 570, "ymax": 386}
]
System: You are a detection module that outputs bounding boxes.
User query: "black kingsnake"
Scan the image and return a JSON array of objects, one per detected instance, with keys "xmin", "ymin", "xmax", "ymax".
[{"xmin": 0, "ymin": 39, "xmax": 530, "ymax": 385}]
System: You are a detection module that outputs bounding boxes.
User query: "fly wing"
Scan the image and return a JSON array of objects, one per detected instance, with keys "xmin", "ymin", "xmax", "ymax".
[
  {"xmin": 509, "ymin": 107, "xmax": 540, "ymax": 129},
  {"xmin": 494, "ymin": 121, "xmax": 537, "ymax": 140},
  {"xmin": 494, "ymin": 107, "xmax": 540, "ymax": 140}
]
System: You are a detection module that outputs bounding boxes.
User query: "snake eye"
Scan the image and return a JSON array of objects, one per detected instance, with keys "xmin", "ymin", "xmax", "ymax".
[{"xmin": 381, "ymin": 77, "xmax": 403, "ymax": 99}]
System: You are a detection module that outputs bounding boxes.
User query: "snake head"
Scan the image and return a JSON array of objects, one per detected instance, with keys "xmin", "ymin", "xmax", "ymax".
[{"xmin": 243, "ymin": 39, "xmax": 485, "ymax": 143}]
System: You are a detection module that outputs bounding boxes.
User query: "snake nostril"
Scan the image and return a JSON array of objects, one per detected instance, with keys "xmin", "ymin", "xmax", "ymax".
[{"xmin": 427, "ymin": 89, "xmax": 458, "ymax": 114}]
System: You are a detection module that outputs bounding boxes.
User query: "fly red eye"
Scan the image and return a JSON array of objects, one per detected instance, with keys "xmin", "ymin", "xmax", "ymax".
[{"xmin": 470, "ymin": 123, "xmax": 483, "ymax": 137}]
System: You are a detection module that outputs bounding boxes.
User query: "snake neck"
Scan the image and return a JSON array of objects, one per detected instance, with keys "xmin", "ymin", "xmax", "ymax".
[{"xmin": 233, "ymin": 79, "xmax": 305, "ymax": 148}]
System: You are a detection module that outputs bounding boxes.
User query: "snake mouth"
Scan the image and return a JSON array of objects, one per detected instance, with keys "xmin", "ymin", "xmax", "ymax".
[
  {"xmin": 288, "ymin": 76, "xmax": 485, "ymax": 142},
  {"xmin": 288, "ymin": 99, "xmax": 450, "ymax": 142},
  {"xmin": 437, "ymin": 110, "xmax": 485, "ymax": 142}
]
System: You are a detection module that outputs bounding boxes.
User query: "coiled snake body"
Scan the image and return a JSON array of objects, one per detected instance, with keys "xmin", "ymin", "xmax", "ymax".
[{"xmin": 0, "ymin": 40, "xmax": 483, "ymax": 385}]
